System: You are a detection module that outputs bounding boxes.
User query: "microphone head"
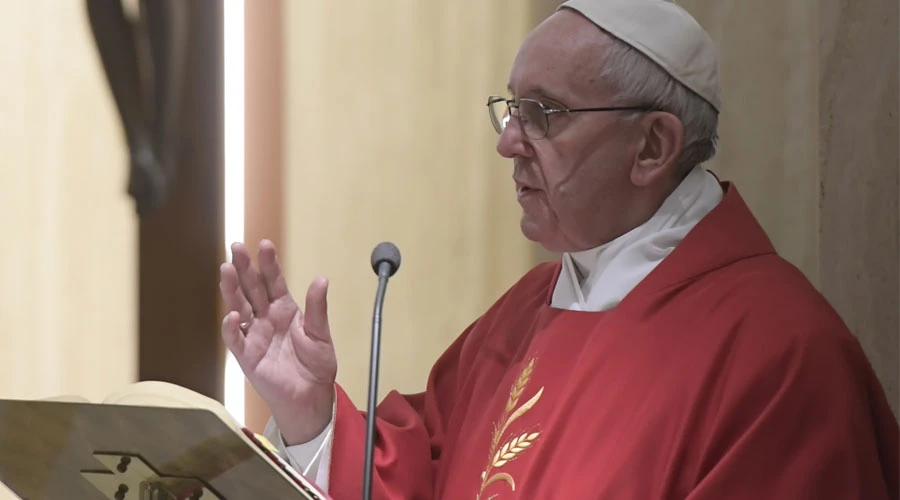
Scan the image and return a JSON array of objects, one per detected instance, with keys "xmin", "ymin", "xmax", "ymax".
[{"xmin": 371, "ymin": 242, "xmax": 402, "ymax": 277}]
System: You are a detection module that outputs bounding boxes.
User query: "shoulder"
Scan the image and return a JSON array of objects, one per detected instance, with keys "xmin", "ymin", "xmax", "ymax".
[
  {"xmin": 684, "ymin": 253, "xmax": 879, "ymax": 405},
  {"xmin": 505, "ymin": 260, "xmax": 560, "ymax": 300},
  {"xmin": 452, "ymin": 260, "xmax": 559, "ymax": 362},
  {"xmin": 448, "ymin": 259, "xmax": 559, "ymax": 336},
  {"xmin": 480, "ymin": 260, "xmax": 559, "ymax": 319},
  {"xmin": 689, "ymin": 253, "xmax": 849, "ymax": 340}
]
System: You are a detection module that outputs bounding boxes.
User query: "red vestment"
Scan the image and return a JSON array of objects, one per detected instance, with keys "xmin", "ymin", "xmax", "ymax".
[{"xmin": 326, "ymin": 183, "xmax": 899, "ymax": 499}]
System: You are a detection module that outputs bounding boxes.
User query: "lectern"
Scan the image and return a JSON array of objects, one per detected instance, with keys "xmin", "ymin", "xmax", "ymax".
[{"xmin": 0, "ymin": 383, "xmax": 329, "ymax": 499}]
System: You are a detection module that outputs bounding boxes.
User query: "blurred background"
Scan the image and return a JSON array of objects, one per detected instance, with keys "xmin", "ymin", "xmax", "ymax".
[{"xmin": 0, "ymin": 1, "xmax": 896, "ymax": 496}]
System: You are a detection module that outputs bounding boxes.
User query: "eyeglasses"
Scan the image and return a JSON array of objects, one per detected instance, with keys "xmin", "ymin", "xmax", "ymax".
[{"xmin": 487, "ymin": 95, "xmax": 657, "ymax": 140}]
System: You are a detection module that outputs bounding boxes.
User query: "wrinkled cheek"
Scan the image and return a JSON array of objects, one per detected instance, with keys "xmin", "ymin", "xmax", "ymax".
[
  {"xmin": 551, "ymin": 180, "xmax": 581, "ymax": 209},
  {"xmin": 535, "ymin": 189, "xmax": 563, "ymax": 222},
  {"xmin": 520, "ymin": 192, "xmax": 557, "ymax": 229}
]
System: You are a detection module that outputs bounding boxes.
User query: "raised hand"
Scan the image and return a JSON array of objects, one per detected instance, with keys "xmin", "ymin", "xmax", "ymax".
[{"xmin": 220, "ymin": 240, "xmax": 337, "ymax": 445}]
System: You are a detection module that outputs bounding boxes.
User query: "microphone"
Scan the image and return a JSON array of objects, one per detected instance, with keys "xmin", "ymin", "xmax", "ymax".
[
  {"xmin": 362, "ymin": 242, "xmax": 402, "ymax": 500},
  {"xmin": 370, "ymin": 241, "xmax": 401, "ymax": 278}
]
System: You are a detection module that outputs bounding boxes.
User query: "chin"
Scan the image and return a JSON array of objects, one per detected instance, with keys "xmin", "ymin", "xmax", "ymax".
[
  {"xmin": 519, "ymin": 215, "xmax": 556, "ymax": 251},
  {"xmin": 521, "ymin": 214, "xmax": 582, "ymax": 254}
]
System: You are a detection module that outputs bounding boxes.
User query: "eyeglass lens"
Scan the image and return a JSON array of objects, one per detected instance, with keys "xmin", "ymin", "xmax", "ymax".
[{"xmin": 489, "ymin": 99, "xmax": 548, "ymax": 139}]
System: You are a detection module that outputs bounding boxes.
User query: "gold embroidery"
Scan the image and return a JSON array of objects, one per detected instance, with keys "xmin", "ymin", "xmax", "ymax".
[{"xmin": 476, "ymin": 358, "xmax": 543, "ymax": 500}]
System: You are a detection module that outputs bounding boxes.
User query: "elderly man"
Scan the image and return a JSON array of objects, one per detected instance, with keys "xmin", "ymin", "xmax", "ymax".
[{"xmin": 219, "ymin": 0, "xmax": 899, "ymax": 498}]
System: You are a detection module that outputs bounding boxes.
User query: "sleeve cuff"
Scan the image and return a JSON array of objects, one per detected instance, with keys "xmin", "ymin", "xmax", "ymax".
[{"xmin": 261, "ymin": 391, "xmax": 337, "ymax": 490}]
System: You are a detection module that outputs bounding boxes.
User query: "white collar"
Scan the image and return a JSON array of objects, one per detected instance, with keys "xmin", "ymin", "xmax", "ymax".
[{"xmin": 551, "ymin": 166, "xmax": 724, "ymax": 311}]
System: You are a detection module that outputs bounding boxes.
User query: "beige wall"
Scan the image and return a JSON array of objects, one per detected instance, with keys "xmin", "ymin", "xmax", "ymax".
[
  {"xmin": 817, "ymin": 0, "xmax": 898, "ymax": 414},
  {"xmin": 283, "ymin": 1, "xmax": 537, "ymax": 404},
  {"xmin": 0, "ymin": 2, "xmax": 137, "ymax": 496},
  {"xmin": 677, "ymin": 0, "xmax": 820, "ymax": 283}
]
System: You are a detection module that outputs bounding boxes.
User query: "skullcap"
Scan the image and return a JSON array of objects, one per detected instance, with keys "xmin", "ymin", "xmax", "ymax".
[{"xmin": 559, "ymin": 0, "xmax": 721, "ymax": 111}]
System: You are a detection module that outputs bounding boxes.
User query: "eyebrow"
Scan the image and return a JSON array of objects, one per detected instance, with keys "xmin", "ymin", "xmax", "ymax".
[{"xmin": 506, "ymin": 83, "xmax": 566, "ymax": 105}]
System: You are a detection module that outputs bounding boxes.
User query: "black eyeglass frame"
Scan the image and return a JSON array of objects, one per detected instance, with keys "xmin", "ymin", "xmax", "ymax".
[{"xmin": 487, "ymin": 95, "xmax": 659, "ymax": 139}]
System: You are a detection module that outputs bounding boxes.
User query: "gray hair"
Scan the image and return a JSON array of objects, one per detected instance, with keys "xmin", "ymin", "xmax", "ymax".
[{"xmin": 599, "ymin": 35, "xmax": 719, "ymax": 177}]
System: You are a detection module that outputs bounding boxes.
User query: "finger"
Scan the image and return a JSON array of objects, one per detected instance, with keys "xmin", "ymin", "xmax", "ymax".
[
  {"xmin": 231, "ymin": 242, "xmax": 270, "ymax": 315},
  {"xmin": 303, "ymin": 277, "xmax": 332, "ymax": 343},
  {"xmin": 219, "ymin": 263, "xmax": 254, "ymax": 320},
  {"xmin": 257, "ymin": 240, "xmax": 291, "ymax": 300},
  {"xmin": 221, "ymin": 311, "xmax": 246, "ymax": 357}
]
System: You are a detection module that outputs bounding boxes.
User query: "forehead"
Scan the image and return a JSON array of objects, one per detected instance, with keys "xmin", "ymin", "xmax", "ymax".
[{"xmin": 507, "ymin": 10, "xmax": 611, "ymax": 103}]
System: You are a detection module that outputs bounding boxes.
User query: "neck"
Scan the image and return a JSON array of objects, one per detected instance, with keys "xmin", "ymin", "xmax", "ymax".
[
  {"xmin": 574, "ymin": 178, "xmax": 682, "ymax": 251},
  {"xmin": 551, "ymin": 165, "xmax": 723, "ymax": 311}
]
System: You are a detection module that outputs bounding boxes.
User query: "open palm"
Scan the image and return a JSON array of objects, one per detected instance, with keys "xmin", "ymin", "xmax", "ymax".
[{"xmin": 220, "ymin": 240, "xmax": 336, "ymax": 444}]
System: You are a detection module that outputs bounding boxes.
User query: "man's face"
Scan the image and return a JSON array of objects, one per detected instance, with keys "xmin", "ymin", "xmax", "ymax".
[{"xmin": 498, "ymin": 11, "xmax": 647, "ymax": 253}]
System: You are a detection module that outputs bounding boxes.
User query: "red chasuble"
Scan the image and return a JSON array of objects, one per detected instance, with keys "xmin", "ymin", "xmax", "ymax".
[{"xmin": 325, "ymin": 183, "xmax": 899, "ymax": 500}]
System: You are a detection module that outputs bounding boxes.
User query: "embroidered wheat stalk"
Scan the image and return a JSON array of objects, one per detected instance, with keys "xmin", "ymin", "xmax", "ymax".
[
  {"xmin": 506, "ymin": 358, "xmax": 534, "ymax": 412},
  {"xmin": 477, "ymin": 358, "xmax": 543, "ymax": 500},
  {"xmin": 491, "ymin": 432, "xmax": 540, "ymax": 467},
  {"xmin": 488, "ymin": 358, "xmax": 534, "ymax": 457}
]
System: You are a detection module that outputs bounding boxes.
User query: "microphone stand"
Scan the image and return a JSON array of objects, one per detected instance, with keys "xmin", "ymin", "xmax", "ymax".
[{"xmin": 362, "ymin": 261, "xmax": 392, "ymax": 500}]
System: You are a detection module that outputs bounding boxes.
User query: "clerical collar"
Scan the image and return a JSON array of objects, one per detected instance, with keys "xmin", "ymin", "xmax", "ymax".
[
  {"xmin": 551, "ymin": 166, "xmax": 724, "ymax": 311},
  {"xmin": 569, "ymin": 241, "xmax": 606, "ymax": 283}
]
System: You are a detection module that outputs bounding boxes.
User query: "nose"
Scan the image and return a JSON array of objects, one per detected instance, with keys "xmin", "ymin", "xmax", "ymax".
[{"xmin": 496, "ymin": 118, "xmax": 533, "ymax": 160}]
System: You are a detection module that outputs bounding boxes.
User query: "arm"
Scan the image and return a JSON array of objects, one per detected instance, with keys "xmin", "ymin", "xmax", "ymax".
[
  {"xmin": 220, "ymin": 240, "xmax": 505, "ymax": 498},
  {"xmin": 325, "ymin": 344, "xmax": 462, "ymax": 499},
  {"xmin": 279, "ymin": 326, "xmax": 470, "ymax": 499}
]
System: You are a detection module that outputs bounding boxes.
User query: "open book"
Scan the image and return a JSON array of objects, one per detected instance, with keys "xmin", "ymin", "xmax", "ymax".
[{"xmin": 0, "ymin": 381, "xmax": 330, "ymax": 500}]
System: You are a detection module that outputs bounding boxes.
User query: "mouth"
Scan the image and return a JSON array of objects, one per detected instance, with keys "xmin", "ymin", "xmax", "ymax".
[
  {"xmin": 513, "ymin": 166, "xmax": 539, "ymax": 198},
  {"xmin": 515, "ymin": 182, "xmax": 539, "ymax": 199}
]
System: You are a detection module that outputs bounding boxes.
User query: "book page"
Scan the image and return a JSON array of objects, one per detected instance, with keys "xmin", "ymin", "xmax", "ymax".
[
  {"xmin": 101, "ymin": 381, "xmax": 242, "ymax": 433},
  {"xmin": 39, "ymin": 395, "xmax": 91, "ymax": 403}
]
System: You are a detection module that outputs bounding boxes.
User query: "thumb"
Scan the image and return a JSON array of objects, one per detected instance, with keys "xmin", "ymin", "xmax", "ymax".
[{"xmin": 304, "ymin": 277, "xmax": 332, "ymax": 343}]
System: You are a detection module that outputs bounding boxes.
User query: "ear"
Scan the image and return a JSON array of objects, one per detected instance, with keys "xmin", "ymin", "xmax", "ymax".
[{"xmin": 630, "ymin": 112, "xmax": 684, "ymax": 187}]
